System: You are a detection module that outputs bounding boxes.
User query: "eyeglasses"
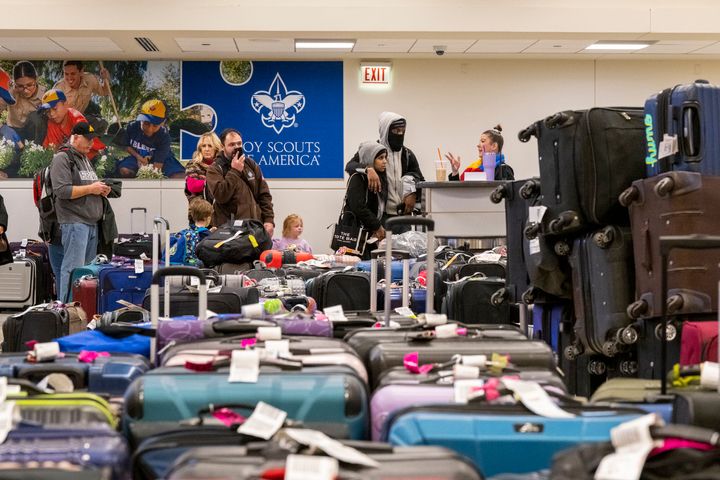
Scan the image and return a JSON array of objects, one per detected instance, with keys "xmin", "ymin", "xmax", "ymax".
[{"xmin": 14, "ymin": 81, "xmax": 36, "ymax": 91}]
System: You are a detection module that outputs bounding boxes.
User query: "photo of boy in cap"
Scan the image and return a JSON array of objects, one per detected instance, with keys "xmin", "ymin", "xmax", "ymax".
[
  {"xmin": 114, "ymin": 99, "xmax": 185, "ymax": 178},
  {"xmin": 41, "ymin": 88, "xmax": 106, "ymax": 160}
]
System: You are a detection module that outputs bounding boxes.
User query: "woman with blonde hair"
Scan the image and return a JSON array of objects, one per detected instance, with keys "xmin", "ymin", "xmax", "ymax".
[{"xmin": 184, "ymin": 132, "xmax": 222, "ymax": 211}]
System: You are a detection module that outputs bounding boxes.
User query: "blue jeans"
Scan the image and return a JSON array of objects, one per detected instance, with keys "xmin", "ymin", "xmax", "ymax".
[
  {"xmin": 58, "ymin": 223, "xmax": 98, "ymax": 303},
  {"xmin": 48, "ymin": 242, "xmax": 64, "ymax": 297}
]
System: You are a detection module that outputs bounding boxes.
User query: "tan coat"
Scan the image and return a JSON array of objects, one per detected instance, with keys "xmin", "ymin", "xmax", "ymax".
[{"xmin": 54, "ymin": 72, "xmax": 110, "ymax": 113}]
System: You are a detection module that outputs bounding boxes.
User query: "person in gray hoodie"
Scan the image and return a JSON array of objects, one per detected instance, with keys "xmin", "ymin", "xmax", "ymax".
[
  {"xmin": 343, "ymin": 141, "xmax": 389, "ymax": 259},
  {"xmin": 345, "ymin": 112, "xmax": 424, "ymax": 224},
  {"xmin": 49, "ymin": 121, "xmax": 111, "ymax": 302}
]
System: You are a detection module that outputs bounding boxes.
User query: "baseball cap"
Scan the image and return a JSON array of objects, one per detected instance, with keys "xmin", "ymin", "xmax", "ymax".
[
  {"xmin": 71, "ymin": 121, "xmax": 98, "ymax": 140},
  {"xmin": 0, "ymin": 69, "xmax": 15, "ymax": 105},
  {"xmin": 137, "ymin": 99, "xmax": 167, "ymax": 125},
  {"xmin": 39, "ymin": 89, "xmax": 67, "ymax": 110}
]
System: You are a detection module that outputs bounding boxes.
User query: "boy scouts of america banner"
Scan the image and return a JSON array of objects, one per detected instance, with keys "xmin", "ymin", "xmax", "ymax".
[{"xmin": 181, "ymin": 61, "xmax": 344, "ymax": 179}]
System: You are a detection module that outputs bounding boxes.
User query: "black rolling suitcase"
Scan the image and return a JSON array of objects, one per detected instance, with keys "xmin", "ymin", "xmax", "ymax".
[
  {"xmin": 115, "ymin": 207, "xmax": 155, "ymax": 259},
  {"xmin": 519, "ymin": 107, "xmax": 646, "ymax": 235},
  {"xmin": 442, "ymin": 276, "xmax": 516, "ymax": 325},
  {"xmin": 569, "ymin": 225, "xmax": 637, "ymax": 357}
]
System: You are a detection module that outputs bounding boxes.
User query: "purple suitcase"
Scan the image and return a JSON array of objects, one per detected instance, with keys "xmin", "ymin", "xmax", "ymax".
[{"xmin": 370, "ymin": 367, "xmax": 567, "ymax": 441}]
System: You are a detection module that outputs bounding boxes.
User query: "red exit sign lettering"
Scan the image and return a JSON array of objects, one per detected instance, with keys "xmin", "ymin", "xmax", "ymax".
[{"xmin": 361, "ymin": 64, "xmax": 391, "ymax": 84}]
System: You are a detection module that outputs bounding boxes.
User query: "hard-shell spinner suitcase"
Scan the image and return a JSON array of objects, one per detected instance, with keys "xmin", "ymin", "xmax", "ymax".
[
  {"xmin": 0, "ymin": 351, "xmax": 149, "ymax": 396},
  {"xmin": 518, "ymin": 107, "xmax": 645, "ymax": 235},
  {"xmin": 159, "ymin": 334, "xmax": 368, "ymax": 383},
  {"xmin": 367, "ymin": 337, "xmax": 555, "ymax": 389},
  {"xmin": 123, "ymin": 364, "xmax": 369, "ymax": 443},
  {"xmin": 163, "ymin": 444, "xmax": 483, "ymax": 480},
  {"xmin": 0, "ymin": 422, "xmax": 130, "ymax": 479},
  {"xmin": 621, "ymin": 172, "xmax": 720, "ymax": 319},
  {"xmin": 0, "ymin": 257, "xmax": 37, "ymax": 309},
  {"xmin": 385, "ymin": 402, "xmax": 644, "ymax": 477},
  {"xmin": 589, "ymin": 377, "xmax": 674, "ymax": 423},
  {"xmin": 9, "ymin": 239, "xmax": 53, "ymax": 303},
  {"xmin": 645, "ymin": 79, "xmax": 720, "ymax": 177},
  {"xmin": 569, "ymin": 225, "xmax": 636, "ymax": 357},
  {"xmin": 370, "ymin": 366, "xmax": 565, "ymax": 441},
  {"xmin": 72, "ymin": 275, "xmax": 98, "ymax": 319}
]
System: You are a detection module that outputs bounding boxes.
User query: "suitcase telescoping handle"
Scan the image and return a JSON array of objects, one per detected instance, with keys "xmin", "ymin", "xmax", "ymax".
[
  {"xmin": 150, "ymin": 266, "xmax": 208, "ymax": 363},
  {"xmin": 370, "ymin": 249, "xmax": 411, "ymax": 315},
  {"xmin": 130, "ymin": 207, "xmax": 147, "ymax": 234},
  {"xmin": 152, "ymin": 217, "xmax": 171, "ymax": 318},
  {"xmin": 385, "ymin": 216, "xmax": 435, "ymax": 322},
  {"xmin": 659, "ymin": 234, "xmax": 720, "ymax": 394}
]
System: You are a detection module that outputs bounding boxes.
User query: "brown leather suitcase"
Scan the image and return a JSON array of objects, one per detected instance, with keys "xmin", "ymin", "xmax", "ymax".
[{"xmin": 620, "ymin": 171, "xmax": 720, "ymax": 319}]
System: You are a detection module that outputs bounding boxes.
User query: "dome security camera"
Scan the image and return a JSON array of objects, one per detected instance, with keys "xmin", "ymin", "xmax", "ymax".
[{"xmin": 433, "ymin": 45, "xmax": 447, "ymax": 56}]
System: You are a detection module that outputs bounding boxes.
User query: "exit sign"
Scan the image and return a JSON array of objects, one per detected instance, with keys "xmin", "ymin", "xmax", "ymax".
[{"xmin": 361, "ymin": 63, "xmax": 392, "ymax": 85}]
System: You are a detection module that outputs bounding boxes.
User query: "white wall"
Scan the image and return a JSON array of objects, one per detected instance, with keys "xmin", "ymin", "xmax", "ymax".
[{"xmin": 3, "ymin": 58, "xmax": 720, "ymax": 254}]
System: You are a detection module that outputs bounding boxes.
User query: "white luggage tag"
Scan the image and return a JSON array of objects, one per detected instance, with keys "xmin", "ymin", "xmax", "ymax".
[
  {"xmin": 29, "ymin": 342, "xmax": 61, "ymax": 362},
  {"xmin": 286, "ymin": 454, "xmax": 339, "ymax": 480},
  {"xmin": 228, "ymin": 349, "xmax": 260, "ymax": 383},
  {"xmin": 595, "ymin": 414, "xmax": 664, "ymax": 480},
  {"xmin": 323, "ymin": 305, "xmax": 348, "ymax": 322},
  {"xmin": 0, "ymin": 401, "xmax": 18, "ymax": 444},
  {"xmin": 282, "ymin": 428, "xmax": 380, "ymax": 468},
  {"xmin": 256, "ymin": 326, "xmax": 282, "ymax": 341},
  {"xmin": 417, "ymin": 313, "xmax": 447, "ymax": 326},
  {"xmin": 453, "ymin": 378, "xmax": 486, "ymax": 404},
  {"xmin": 394, "ymin": 306, "xmax": 416, "ymax": 319},
  {"xmin": 700, "ymin": 361, "xmax": 719, "ymax": 389},
  {"xmin": 658, "ymin": 134, "xmax": 678, "ymax": 160},
  {"xmin": 237, "ymin": 401, "xmax": 287, "ymax": 439},
  {"xmin": 502, "ymin": 378, "xmax": 575, "ymax": 419}
]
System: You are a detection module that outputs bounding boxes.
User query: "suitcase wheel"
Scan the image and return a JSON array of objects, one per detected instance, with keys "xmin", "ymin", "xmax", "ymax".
[
  {"xmin": 618, "ymin": 185, "xmax": 639, "ymax": 207},
  {"xmin": 666, "ymin": 294, "xmax": 685, "ymax": 314},
  {"xmin": 544, "ymin": 111, "xmax": 570, "ymax": 129},
  {"xmin": 524, "ymin": 223, "xmax": 540, "ymax": 240},
  {"xmin": 654, "ymin": 322, "xmax": 677, "ymax": 342},
  {"xmin": 592, "ymin": 228, "xmax": 614, "ymax": 249},
  {"xmin": 616, "ymin": 325, "xmax": 639, "ymax": 345},
  {"xmin": 654, "ymin": 177, "xmax": 675, "ymax": 197},
  {"xmin": 489, "ymin": 185, "xmax": 507, "ymax": 204},
  {"xmin": 619, "ymin": 360, "xmax": 638, "ymax": 377},
  {"xmin": 626, "ymin": 300, "xmax": 648, "ymax": 319},
  {"xmin": 554, "ymin": 240, "xmax": 571, "ymax": 257},
  {"xmin": 587, "ymin": 359, "xmax": 607, "ymax": 376},
  {"xmin": 521, "ymin": 287, "xmax": 536, "ymax": 305},
  {"xmin": 519, "ymin": 179, "xmax": 539, "ymax": 199},
  {"xmin": 563, "ymin": 342, "xmax": 583, "ymax": 360},
  {"xmin": 490, "ymin": 288, "xmax": 507, "ymax": 306},
  {"xmin": 601, "ymin": 341, "xmax": 619, "ymax": 357},
  {"xmin": 517, "ymin": 124, "xmax": 537, "ymax": 142}
]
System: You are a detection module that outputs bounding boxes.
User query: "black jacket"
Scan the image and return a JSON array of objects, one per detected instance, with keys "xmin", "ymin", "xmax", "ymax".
[
  {"xmin": 343, "ymin": 172, "xmax": 387, "ymax": 234},
  {"xmin": 0, "ymin": 193, "xmax": 7, "ymax": 231}
]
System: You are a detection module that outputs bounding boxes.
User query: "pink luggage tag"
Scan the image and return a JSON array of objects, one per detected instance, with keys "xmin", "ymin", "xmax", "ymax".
[
  {"xmin": 650, "ymin": 438, "xmax": 714, "ymax": 456},
  {"xmin": 470, "ymin": 377, "xmax": 502, "ymax": 401},
  {"xmin": 241, "ymin": 338, "xmax": 258, "ymax": 348},
  {"xmin": 403, "ymin": 352, "xmax": 435, "ymax": 374},
  {"xmin": 211, "ymin": 407, "xmax": 247, "ymax": 427},
  {"xmin": 77, "ymin": 351, "xmax": 110, "ymax": 363}
]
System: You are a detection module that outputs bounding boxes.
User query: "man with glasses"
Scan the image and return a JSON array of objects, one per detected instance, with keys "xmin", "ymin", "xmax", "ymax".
[{"xmin": 206, "ymin": 128, "xmax": 275, "ymax": 234}]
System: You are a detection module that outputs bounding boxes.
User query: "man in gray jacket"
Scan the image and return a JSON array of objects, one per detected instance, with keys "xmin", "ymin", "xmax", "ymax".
[{"xmin": 50, "ymin": 121, "xmax": 110, "ymax": 302}]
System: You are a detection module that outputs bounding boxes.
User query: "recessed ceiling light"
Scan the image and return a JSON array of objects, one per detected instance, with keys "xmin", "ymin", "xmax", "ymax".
[
  {"xmin": 585, "ymin": 41, "xmax": 652, "ymax": 51},
  {"xmin": 295, "ymin": 40, "xmax": 355, "ymax": 50}
]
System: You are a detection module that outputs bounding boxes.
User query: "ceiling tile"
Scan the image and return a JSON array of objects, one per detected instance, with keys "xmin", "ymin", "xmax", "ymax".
[
  {"xmin": 353, "ymin": 39, "xmax": 416, "ymax": 53},
  {"xmin": 523, "ymin": 39, "xmax": 596, "ymax": 54},
  {"xmin": 0, "ymin": 37, "xmax": 65, "ymax": 53},
  {"xmin": 51, "ymin": 37, "xmax": 122, "ymax": 52},
  {"xmin": 466, "ymin": 39, "xmax": 537, "ymax": 53},
  {"xmin": 633, "ymin": 40, "xmax": 716, "ymax": 54},
  {"xmin": 234, "ymin": 38, "xmax": 294, "ymax": 53},
  {"xmin": 175, "ymin": 37, "xmax": 238, "ymax": 53},
  {"xmin": 410, "ymin": 39, "xmax": 477, "ymax": 54},
  {"xmin": 688, "ymin": 41, "xmax": 720, "ymax": 54}
]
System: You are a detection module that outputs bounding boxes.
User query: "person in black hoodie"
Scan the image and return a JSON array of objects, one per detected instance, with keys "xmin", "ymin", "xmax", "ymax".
[{"xmin": 344, "ymin": 141, "xmax": 389, "ymax": 259}]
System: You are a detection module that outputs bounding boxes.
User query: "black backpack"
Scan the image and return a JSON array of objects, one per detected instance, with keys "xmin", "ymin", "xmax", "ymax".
[{"xmin": 196, "ymin": 219, "xmax": 272, "ymax": 267}]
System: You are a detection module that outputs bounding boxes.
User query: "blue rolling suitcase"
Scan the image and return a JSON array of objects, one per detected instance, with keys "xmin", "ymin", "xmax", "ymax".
[
  {"xmin": 0, "ymin": 352, "xmax": 150, "ymax": 396},
  {"xmin": 385, "ymin": 403, "xmax": 644, "ymax": 477},
  {"xmin": 123, "ymin": 364, "xmax": 369, "ymax": 444},
  {"xmin": 645, "ymin": 79, "xmax": 720, "ymax": 177},
  {"xmin": 97, "ymin": 265, "xmax": 154, "ymax": 313},
  {"xmin": 0, "ymin": 422, "xmax": 129, "ymax": 479},
  {"xmin": 357, "ymin": 258, "xmax": 415, "ymax": 282}
]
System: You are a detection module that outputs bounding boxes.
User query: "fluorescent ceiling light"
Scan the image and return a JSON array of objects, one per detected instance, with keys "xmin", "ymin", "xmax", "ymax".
[
  {"xmin": 585, "ymin": 41, "xmax": 651, "ymax": 51},
  {"xmin": 295, "ymin": 40, "xmax": 355, "ymax": 50}
]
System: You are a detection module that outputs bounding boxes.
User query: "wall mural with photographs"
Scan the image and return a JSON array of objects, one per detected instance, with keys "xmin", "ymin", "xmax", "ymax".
[{"xmin": 0, "ymin": 59, "xmax": 343, "ymax": 180}]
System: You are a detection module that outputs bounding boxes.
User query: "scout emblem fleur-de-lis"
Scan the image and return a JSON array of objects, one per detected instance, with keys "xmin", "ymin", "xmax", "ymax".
[{"xmin": 251, "ymin": 73, "xmax": 306, "ymax": 134}]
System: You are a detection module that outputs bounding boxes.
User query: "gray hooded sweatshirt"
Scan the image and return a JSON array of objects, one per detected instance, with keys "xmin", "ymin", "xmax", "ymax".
[
  {"xmin": 378, "ymin": 111, "xmax": 405, "ymax": 214},
  {"xmin": 50, "ymin": 145, "xmax": 103, "ymax": 225}
]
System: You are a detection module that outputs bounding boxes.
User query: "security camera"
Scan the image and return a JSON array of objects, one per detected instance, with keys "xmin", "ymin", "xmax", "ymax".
[{"xmin": 433, "ymin": 45, "xmax": 447, "ymax": 56}]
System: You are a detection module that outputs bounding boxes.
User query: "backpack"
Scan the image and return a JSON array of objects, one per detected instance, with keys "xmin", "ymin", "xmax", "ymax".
[
  {"xmin": 196, "ymin": 219, "xmax": 271, "ymax": 267},
  {"xmin": 32, "ymin": 146, "xmax": 72, "ymax": 242},
  {"xmin": 166, "ymin": 227, "xmax": 208, "ymax": 265}
]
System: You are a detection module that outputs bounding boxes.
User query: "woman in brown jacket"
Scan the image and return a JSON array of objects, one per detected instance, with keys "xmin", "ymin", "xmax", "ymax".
[{"xmin": 205, "ymin": 128, "xmax": 274, "ymax": 235}]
